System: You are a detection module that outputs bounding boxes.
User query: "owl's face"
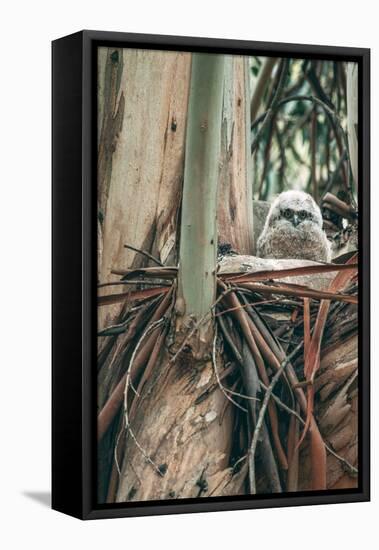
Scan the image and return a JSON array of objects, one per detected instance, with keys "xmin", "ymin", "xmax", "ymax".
[{"xmin": 267, "ymin": 190, "xmax": 323, "ymax": 231}]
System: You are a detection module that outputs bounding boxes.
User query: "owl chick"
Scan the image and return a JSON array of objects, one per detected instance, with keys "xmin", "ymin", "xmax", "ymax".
[{"xmin": 257, "ymin": 190, "xmax": 331, "ymax": 262}]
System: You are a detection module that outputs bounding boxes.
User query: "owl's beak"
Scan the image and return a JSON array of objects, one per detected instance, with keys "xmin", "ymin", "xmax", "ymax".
[{"xmin": 292, "ymin": 214, "xmax": 300, "ymax": 227}]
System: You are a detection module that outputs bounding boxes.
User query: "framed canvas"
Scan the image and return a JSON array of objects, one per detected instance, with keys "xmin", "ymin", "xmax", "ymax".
[{"xmin": 52, "ymin": 30, "xmax": 370, "ymax": 520}]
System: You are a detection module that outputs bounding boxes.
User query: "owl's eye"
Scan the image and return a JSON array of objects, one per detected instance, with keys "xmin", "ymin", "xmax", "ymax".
[
  {"xmin": 283, "ymin": 209, "xmax": 292, "ymax": 219},
  {"xmin": 299, "ymin": 210, "xmax": 307, "ymax": 220}
]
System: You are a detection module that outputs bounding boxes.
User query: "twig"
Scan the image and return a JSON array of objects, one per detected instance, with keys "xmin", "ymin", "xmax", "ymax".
[
  {"xmin": 304, "ymin": 61, "xmax": 351, "ymax": 195},
  {"xmin": 236, "ymin": 281, "xmax": 357, "ymax": 304},
  {"xmin": 169, "ymin": 284, "xmax": 235, "ymax": 364},
  {"xmin": 112, "ymin": 267, "xmax": 177, "ymax": 280},
  {"xmin": 232, "ymin": 454, "xmax": 247, "ymax": 472},
  {"xmin": 114, "ymin": 418, "xmax": 124, "ymax": 475},
  {"xmin": 321, "ymin": 150, "xmax": 348, "ymax": 199},
  {"xmin": 310, "ymin": 108, "xmax": 318, "ymax": 202},
  {"xmin": 249, "ymin": 341, "xmax": 303, "ymax": 494},
  {"xmin": 305, "ymin": 61, "xmax": 335, "ymax": 110},
  {"xmin": 98, "ymin": 280, "xmax": 171, "ymax": 288},
  {"xmin": 222, "ymin": 261, "xmax": 359, "ymax": 283},
  {"xmin": 258, "ymin": 380, "xmax": 357, "ymax": 475},
  {"xmin": 239, "ymin": 292, "xmax": 294, "ymax": 401},
  {"xmin": 215, "ymin": 297, "xmax": 282, "ymax": 318},
  {"xmin": 97, "ymin": 294, "xmax": 171, "ymax": 441},
  {"xmin": 224, "ymin": 386, "xmax": 261, "ymax": 402},
  {"xmin": 257, "ymin": 118, "xmax": 275, "ymax": 199},
  {"xmin": 251, "ymin": 57, "xmax": 279, "ymax": 122},
  {"xmin": 251, "ymin": 59, "xmax": 289, "ymax": 155},
  {"xmin": 324, "ymin": 442, "xmax": 358, "ymax": 475},
  {"xmin": 251, "ymin": 95, "xmax": 338, "ymax": 132},
  {"xmin": 212, "ymin": 327, "xmax": 248, "ymax": 413},
  {"xmin": 221, "ymin": 286, "xmax": 289, "ymax": 472},
  {"xmin": 98, "ymin": 287, "xmax": 168, "ymax": 307},
  {"xmin": 251, "ymin": 92, "xmax": 354, "ymax": 197},
  {"xmin": 123, "ymin": 318, "xmax": 166, "ymax": 476},
  {"xmin": 240, "ymin": 344, "xmax": 283, "ymax": 493},
  {"xmin": 124, "ymin": 243, "xmax": 164, "ymax": 267},
  {"xmin": 259, "ymin": 380, "xmax": 302, "ymax": 420},
  {"xmin": 123, "ymin": 318, "xmax": 165, "ymax": 421},
  {"xmin": 275, "ymin": 119, "xmax": 286, "ymax": 192}
]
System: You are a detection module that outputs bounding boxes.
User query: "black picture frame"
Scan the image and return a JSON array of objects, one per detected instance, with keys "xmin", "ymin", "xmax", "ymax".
[{"xmin": 52, "ymin": 30, "xmax": 370, "ymax": 520}]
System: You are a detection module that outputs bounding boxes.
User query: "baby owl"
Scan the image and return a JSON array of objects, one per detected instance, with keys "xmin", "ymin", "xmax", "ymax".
[{"xmin": 257, "ymin": 190, "xmax": 331, "ymax": 262}]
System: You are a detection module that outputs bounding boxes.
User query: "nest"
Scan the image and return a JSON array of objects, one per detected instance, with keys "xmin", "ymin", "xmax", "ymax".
[{"xmin": 97, "ymin": 251, "xmax": 358, "ymax": 500}]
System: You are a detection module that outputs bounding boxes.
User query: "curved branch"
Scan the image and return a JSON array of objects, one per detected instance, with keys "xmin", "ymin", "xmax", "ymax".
[
  {"xmin": 251, "ymin": 94, "xmax": 338, "ymax": 132},
  {"xmin": 250, "ymin": 57, "xmax": 279, "ymax": 122},
  {"xmin": 249, "ymin": 341, "xmax": 303, "ymax": 494},
  {"xmin": 251, "ymin": 93, "xmax": 354, "ymax": 201},
  {"xmin": 251, "ymin": 59, "xmax": 290, "ymax": 155}
]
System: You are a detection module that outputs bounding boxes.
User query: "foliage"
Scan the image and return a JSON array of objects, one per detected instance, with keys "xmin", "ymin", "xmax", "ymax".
[{"xmin": 250, "ymin": 58, "xmax": 354, "ymax": 205}]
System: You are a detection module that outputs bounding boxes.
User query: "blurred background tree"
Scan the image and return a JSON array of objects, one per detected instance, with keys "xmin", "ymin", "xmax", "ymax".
[{"xmin": 250, "ymin": 57, "xmax": 356, "ymax": 207}]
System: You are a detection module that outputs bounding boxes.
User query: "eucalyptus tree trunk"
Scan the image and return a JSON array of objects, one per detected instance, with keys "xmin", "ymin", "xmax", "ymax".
[
  {"xmin": 98, "ymin": 49, "xmax": 358, "ymax": 504},
  {"xmin": 97, "ymin": 48, "xmax": 191, "ymax": 501},
  {"xmin": 97, "ymin": 47, "xmax": 191, "ymax": 333},
  {"xmin": 99, "ymin": 54, "xmax": 253, "ymax": 502},
  {"xmin": 218, "ymin": 57, "xmax": 254, "ymax": 254},
  {"xmin": 176, "ymin": 54, "xmax": 225, "ymax": 354},
  {"xmin": 250, "ymin": 57, "xmax": 278, "ymax": 122},
  {"xmin": 346, "ymin": 62, "xmax": 358, "ymax": 189},
  {"xmin": 299, "ymin": 333, "xmax": 358, "ymax": 490}
]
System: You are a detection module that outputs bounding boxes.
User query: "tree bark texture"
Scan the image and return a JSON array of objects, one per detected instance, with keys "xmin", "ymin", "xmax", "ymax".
[
  {"xmin": 346, "ymin": 62, "xmax": 358, "ymax": 189},
  {"xmin": 97, "ymin": 47, "xmax": 191, "ymax": 332},
  {"xmin": 97, "ymin": 49, "xmax": 253, "ymax": 503},
  {"xmin": 218, "ymin": 56, "xmax": 254, "ymax": 254}
]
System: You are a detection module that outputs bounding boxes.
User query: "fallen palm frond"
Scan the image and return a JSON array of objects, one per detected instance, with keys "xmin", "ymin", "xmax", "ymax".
[{"xmin": 97, "ymin": 254, "xmax": 358, "ymax": 497}]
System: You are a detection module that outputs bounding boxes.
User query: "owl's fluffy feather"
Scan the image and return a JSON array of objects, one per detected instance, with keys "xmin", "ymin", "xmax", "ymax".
[{"xmin": 257, "ymin": 190, "xmax": 331, "ymax": 262}]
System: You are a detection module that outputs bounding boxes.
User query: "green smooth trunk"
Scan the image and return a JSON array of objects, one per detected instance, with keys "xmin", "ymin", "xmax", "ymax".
[{"xmin": 177, "ymin": 53, "xmax": 225, "ymax": 345}]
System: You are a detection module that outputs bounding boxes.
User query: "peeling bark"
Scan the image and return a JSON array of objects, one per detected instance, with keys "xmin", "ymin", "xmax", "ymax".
[
  {"xmin": 98, "ymin": 50, "xmax": 255, "ymax": 503},
  {"xmin": 97, "ymin": 49, "xmax": 191, "ymax": 332},
  {"xmin": 114, "ymin": 55, "xmax": 255, "ymax": 503},
  {"xmin": 115, "ymin": 350, "xmax": 235, "ymax": 502},
  {"xmin": 218, "ymin": 57, "xmax": 254, "ymax": 254},
  {"xmin": 299, "ymin": 335, "xmax": 358, "ymax": 490},
  {"xmin": 346, "ymin": 62, "xmax": 358, "ymax": 189}
]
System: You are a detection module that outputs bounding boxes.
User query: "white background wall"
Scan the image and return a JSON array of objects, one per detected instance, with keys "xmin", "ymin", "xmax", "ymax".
[{"xmin": 1, "ymin": 1, "xmax": 376, "ymax": 548}]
